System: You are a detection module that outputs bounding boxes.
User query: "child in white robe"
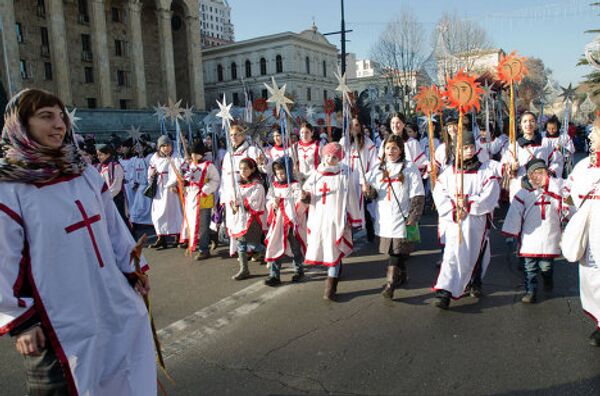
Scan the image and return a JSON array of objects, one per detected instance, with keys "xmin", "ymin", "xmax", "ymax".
[
  {"xmin": 542, "ymin": 115, "xmax": 575, "ymax": 177},
  {"xmin": 264, "ymin": 157, "xmax": 307, "ymax": 285},
  {"xmin": 432, "ymin": 130, "xmax": 501, "ymax": 309},
  {"xmin": 295, "ymin": 122, "xmax": 322, "ymax": 183},
  {"xmin": 302, "ymin": 143, "xmax": 362, "ymax": 301},
  {"xmin": 502, "ymin": 159, "xmax": 565, "ymax": 303}
]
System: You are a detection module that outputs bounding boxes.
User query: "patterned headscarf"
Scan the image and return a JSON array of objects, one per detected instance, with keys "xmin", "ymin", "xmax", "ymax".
[{"xmin": 0, "ymin": 89, "xmax": 87, "ymax": 183}]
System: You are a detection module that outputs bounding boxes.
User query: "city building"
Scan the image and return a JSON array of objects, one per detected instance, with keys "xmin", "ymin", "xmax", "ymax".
[
  {"xmin": 199, "ymin": 0, "xmax": 234, "ymax": 48},
  {"xmin": 0, "ymin": 0, "xmax": 206, "ymax": 110},
  {"xmin": 202, "ymin": 24, "xmax": 338, "ymax": 110},
  {"xmin": 437, "ymin": 48, "xmax": 505, "ymax": 83}
]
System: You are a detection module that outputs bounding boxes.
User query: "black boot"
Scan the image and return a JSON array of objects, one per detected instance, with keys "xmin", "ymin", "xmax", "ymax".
[
  {"xmin": 434, "ymin": 290, "xmax": 451, "ymax": 310},
  {"xmin": 382, "ymin": 266, "xmax": 399, "ymax": 299},
  {"xmin": 150, "ymin": 237, "xmax": 166, "ymax": 249},
  {"xmin": 541, "ymin": 270, "xmax": 554, "ymax": 292}
]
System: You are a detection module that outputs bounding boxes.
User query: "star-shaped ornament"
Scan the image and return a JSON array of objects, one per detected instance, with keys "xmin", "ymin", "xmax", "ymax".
[
  {"xmin": 264, "ymin": 77, "xmax": 293, "ymax": 118},
  {"xmin": 152, "ymin": 102, "xmax": 166, "ymax": 120},
  {"xmin": 182, "ymin": 104, "xmax": 194, "ymax": 124},
  {"xmin": 481, "ymin": 81, "xmax": 494, "ymax": 102},
  {"xmin": 67, "ymin": 108, "xmax": 81, "ymax": 131},
  {"xmin": 304, "ymin": 105, "xmax": 316, "ymax": 121},
  {"xmin": 216, "ymin": 94, "xmax": 234, "ymax": 129},
  {"xmin": 334, "ymin": 69, "xmax": 352, "ymax": 104},
  {"xmin": 164, "ymin": 98, "xmax": 184, "ymax": 121},
  {"xmin": 126, "ymin": 125, "xmax": 142, "ymax": 143},
  {"xmin": 559, "ymin": 83, "xmax": 576, "ymax": 103}
]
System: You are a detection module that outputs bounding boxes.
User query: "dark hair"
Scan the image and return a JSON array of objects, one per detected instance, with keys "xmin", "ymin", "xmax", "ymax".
[
  {"xmin": 379, "ymin": 134, "xmax": 406, "ymax": 182},
  {"xmin": 11, "ymin": 89, "xmax": 71, "ymax": 133},
  {"xmin": 97, "ymin": 144, "xmax": 115, "ymax": 156},
  {"xmin": 349, "ymin": 116, "xmax": 365, "ymax": 149},
  {"xmin": 239, "ymin": 157, "xmax": 261, "ymax": 182},
  {"xmin": 388, "ymin": 113, "xmax": 409, "ymax": 142},
  {"xmin": 520, "ymin": 111, "xmax": 537, "ymax": 122},
  {"xmin": 544, "ymin": 115, "xmax": 561, "ymax": 131},
  {"xmin": 300, "ymin": 122, "xmax": 313, "ymax": 131}
]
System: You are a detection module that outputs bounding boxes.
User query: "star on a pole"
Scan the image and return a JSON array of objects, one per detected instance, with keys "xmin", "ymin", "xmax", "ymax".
[
  {"xmin": 264, "ymin": 77, "xmax": 293, "ymax": 117},
  {"xmin": 481, "ymin": 81, "xmax": 494, "ymax": 102},
  {"xmin": 304, "ymin": 105, "xmax": 316, "ymax": 121},
  {"xmin": 216, "ymin": 94, "xmax": 234, "ymax": 129},
  {"xmin": 152, "ymin": 102, "xmax": 166, "ymax": 120},
  {"xmin": 559, "ymin": 83, "xmax": 577, "ymax": 103},
  {"xmin": 164, "ymin": 98, "xmax": 184, "ymax": 121},
  {"xmin": 126, "ymin": 125, "xmax": 142, "ymax": 143},
  {"xmin": 182, "ymin": 104, "xmax": 194, "ymax": 124},
  {"xmin": 334, "ymin": 69, "xmax": 352, "ymax": 104},
  {"xmin": 67, "ymin": 108, "xmax": 81, "ymax": 131}
]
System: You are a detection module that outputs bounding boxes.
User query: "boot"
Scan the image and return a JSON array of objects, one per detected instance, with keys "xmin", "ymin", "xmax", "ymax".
[
  {"xmin": 232, "ymin": 252, "xmax": 250, "ymax": 280},
  {"xmin": 541, "ymin": 271, "xmax": 554, "ymax": 292},
  {"xmin": 398, "ymin": 262, "xmax": 408, "ymax": 286},
  {"xmin": 521, "ymin": 292, "xmax": 536, "ymax": 304},
  {"xmin": 150, "ymin": 237, "xmax": 166, "ymax": 249},
  {"xmin": 323, "ymin": 277, "xmax": 337, "ymax": 301},
  {"xmin": 381, "ymin": 266, "xmax": 399, "ymax": 299},
  {"xmin": 434, "ymin": 290, "xmax": 450, "ymax": 310}
]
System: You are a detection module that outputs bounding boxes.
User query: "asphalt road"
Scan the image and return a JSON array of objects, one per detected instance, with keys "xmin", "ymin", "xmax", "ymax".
[{"xmin": 1, "ymin": 205, "xmax": 599, "ymax": 395}]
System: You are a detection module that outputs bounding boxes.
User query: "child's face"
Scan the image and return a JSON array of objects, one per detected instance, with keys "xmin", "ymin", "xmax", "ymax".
[
  {"xmin": 324, "ymin": 154, "xmax": 339, "ymax": 166},
  {"xmin": 547, "ymin": 122, "xmax": 559, "ymax": 136},
  {"xmin": 384, "ymin": 142, "xmax": 401, "ymax": 162},
  {"xmin": 160, "ymin": 144, "xmax": 172, "ymax": 156},
  {"xmin": 97, "ymin": 151, "xmax": 109, "ymax": 162},
  {"xmin": 300, "ymin": 127, "xmax": 312, "ymax": 142},
  {"xmin": 462, "ymin": 144, "xmax": 476, "ymax": 160},
  {"xmin": 390, "ymin": 117, "xmax": 404, "ymax": 135},
  {"xmin": 274, "ymin": 167, "xmax": 287, "ymax": 183},
  {"xmin": 520, "ymin": 114, "xmax": 536, "ymax": 136},
  {"xmin": 528, "ymin": 168, "xmax": 548, "ymax": 189},
  {"xmin": 273, "ymin": 132, "xmax": 282, "ymax": 146},
  {"xmin": 239, "ymin": 163, "xmax": 253, "ymax": 180},
  {"xmin": 447, "ymin": 124, "xmax": 457, "ymax": 138},
  {"xmin": 406, "ymin": 127, "xmax": 418, "ymax": 139}
]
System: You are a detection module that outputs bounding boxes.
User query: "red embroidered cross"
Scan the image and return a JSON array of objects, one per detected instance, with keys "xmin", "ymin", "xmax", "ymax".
[
  {"xmin": 64, "ymin": 200, "xmax": 104, "ymax": 268},
  {"xmin": 134, "ymin": 166, "xmax": 145, "ymax": 177},
  {"xmin": 534, "ymin": 194, "xmax": 552, "ymax": 220},
  {"xmin": 319, "ymin": 183, "xmax": 331, "ymax": 205},
  {"xmin": 381, "ymin": 177, "xmax": 399, "ymax": 201},
  {"xmin": 303, "ymin": 153, "xmax": 309, "ymax": 162}
]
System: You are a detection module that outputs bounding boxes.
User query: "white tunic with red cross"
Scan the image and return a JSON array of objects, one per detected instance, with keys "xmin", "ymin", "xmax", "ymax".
[
  {"xmin": 128, "ymin": 155, "xmax": 153, "ymax": 225},
  {"xmin": 339, "ymin": 135, "xmax": 378, "ymax": 220},
  {"xmin": 148, "ymin": 153, "xmax": 183, "ymax": 236},
  {"xmin": 501, "ymin": 177, "xmax": 565, "ymax": 258},
  {"xmin": 219, "ymin": 140, "xmax": 263, "ymax": 204},
  {"xmin": 0, "ymin": 166, "xmax": 155, "ymax": 395},
  {"xmin": 264, "ymin": 181, "xmax": 308, "ymax": 262},
  {"xmin": 432, "ymin": 161, "xmax": 501, "ymax": 298},
  {"xmin": 295, "ymin": 140, "xmax": 321, "ymax": 182},
  {"xmin": 179, "ymin": 160, "xmax": 220, "ymax": 251},
  {"xmin": 566, "ymin": 157, "xmax": 600, "ymax": 328},
  {"xmin": 225, "ymin": 181, "xmax": 268, "ymax": 238},
  {"xmin": 302, "ymin": 163, "xmax": 363, "ymax": 266}
]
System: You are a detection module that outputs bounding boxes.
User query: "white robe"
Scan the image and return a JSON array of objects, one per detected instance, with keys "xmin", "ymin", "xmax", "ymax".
[
  {"xmin": 120, "ymin": 157, "xmax": 135, "ymax": 205},
  {"xmin": 0, "ymin": 166, "xmax": 155, "ymax": 395},
  {"xmin": 364, "ymin": 161, "xmax": 424, "ymax": 238},
  {"xmin": 179, "ymin": 160, "xmax": 220, "ymax": 251},
  {"xmin": 303, "ymin": 163, "xmax": 363, "ymax": 266},
  {"xmin": 129, "ymin": 155, "xmax": 153, "ymax": 225},
  {"xmin": 219, "ymin": 141, "xmax": 262, "ymax": 204},
  {"xmin": 295, "ymin": 140, "xmax": 321, "ymax": 182},
  {"xmin": 542, "ymin": 132, "xmax": 576, "ymax": 175},
  {"xmin": 148, "ymin": 153, "xmax": 183, "ymax": 236},
  {"xmin": 379, "ymin": 137, "xmax": 429, "ymax": 177},
  {"xmin": 432, "ymin": 162, "xmax": 500, "ymax": 298},
  {"xmin": 264, "ymin": 181, "xmax": 308, "ymax": 262},
  {"xmin": 225, "ymin": 181, "xmax": 268, "ymax": 238},
  {"xmin": 502, "ymin": 177, "xmax": 565, "ymax": 258},
  {"xmin": 566, "ymin": 158, "xmax": 600, "ymax": 328}
]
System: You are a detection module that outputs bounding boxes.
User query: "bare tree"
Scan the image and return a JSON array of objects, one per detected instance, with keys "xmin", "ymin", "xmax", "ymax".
[
  {"xmin": 370, "ymin": 8, "xmax": 427, "ymax": 116},
  {"xmin": 518, "ymin": 57, "xmax": 551, "ymax": 110}
]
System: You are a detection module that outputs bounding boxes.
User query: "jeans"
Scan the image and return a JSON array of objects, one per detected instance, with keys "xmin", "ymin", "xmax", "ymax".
[
  {"xmin": 270, "ymin": 229, "xmax": 304, "ymax": 278},
  {"xmin": 523, "ymin": 257, "xmax": 553, "ymax": 293},
  {"xmin": 196, "ymin": 208, "xmax": 212, "ymax": 253},
  {"xmin": 236, "ymin": 235, "xmax": 265, "ymax": 255},
  {"xmin": 328, "ymin": 262, "xmax": 341, "ymax": 278}
]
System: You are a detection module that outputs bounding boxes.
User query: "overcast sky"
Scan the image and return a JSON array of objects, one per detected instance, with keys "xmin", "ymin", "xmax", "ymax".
[{"xmin": 228, "ymin": 0, "xmax": 599, "ymax": 86}]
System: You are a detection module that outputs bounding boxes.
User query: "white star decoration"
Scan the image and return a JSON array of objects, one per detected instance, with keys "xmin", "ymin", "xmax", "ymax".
[
  {"xmin": 182, "ymin": 104, "xmax": 194, "ymax": 124},
  {"xmin": 152, "ymin": 102, "xmax": 166, "ymax": 120},
  {"xmin": 334, "ymin": 69, "xmax": 352, "ymax": 104},
  {"xmin": 126, "ymin": 125, "xmax": 142, "ymax": 143},
  {"xmin": 481, "ymin": 81, "xmax": 493, "ymax": 102},
  {"xmin": 67, "ymin": 108, "xmax": 81, "ymax": 131},
  {"xmin": 264, "ymin": 77, "xmax": 293, "ymax": 118},
  {"xmin": 304, "ymin": 105, "xmax": 316, "ymax": 121},
  {"xmin": 164, "ymin": 98, "xmax": 184, "ymax": 122},
  {"xmin": 216, "ymin": 94, "xmax": 234, "ymax": 129}
]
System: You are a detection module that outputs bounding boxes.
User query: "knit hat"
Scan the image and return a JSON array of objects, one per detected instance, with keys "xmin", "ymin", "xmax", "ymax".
[
  {"xmin": 322, "ymin": 142, "xmax": 344, "ymax": 160},
  {"xmin": 157, "ymin": 135, "xmax": 172, "ymax": 148},
  {"xmin": 461, "ymin": 130, "xmax": 475, "ymax": 146},
  {"xmin": 525, "ymin": 158, "xmax": 548, "ymax": 174}
]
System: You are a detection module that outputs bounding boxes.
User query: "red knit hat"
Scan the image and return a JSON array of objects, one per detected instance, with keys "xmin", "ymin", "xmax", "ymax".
[{"xmin": 322, "ymin": 142, "xmax": 344, "ymax": 160}]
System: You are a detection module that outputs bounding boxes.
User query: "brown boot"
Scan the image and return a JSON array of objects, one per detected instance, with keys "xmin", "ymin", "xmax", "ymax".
[
  {"xmin": 323, "ymin": 277, "xmax": 337, "ymax": 301},
  {"xmin": 382, "ymin": 266, "xmax": 399, "ymax": 299}
]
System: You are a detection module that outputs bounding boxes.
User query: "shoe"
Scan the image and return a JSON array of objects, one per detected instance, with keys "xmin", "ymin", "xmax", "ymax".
[
  {"xmin": 194, "ymin": 251, "xmax": 210, "ymax": 261},
  {"xmin": 291, "ymin": 272, "xmax": 305, "ymax": 283},
  {"xmin": 264, "ymin": 276, "xmax": 281, "ymax": 287},
  {"xmin": 178, "ymin": 242, "xmax": 188, "ymax": 249},
  {"xmin": 434, "ymin": 296, "xmax": 450, "ymax": 310},
  {"xmin": 323, "ymin": 277, "xmax": 337, "ymax": 301},
  {"xmin": 150, "ymin": 237, "xmax": 166, "ymax": 249},
  {"xmin": 209, "ymin": 240, "xmax": 218, "ymax": 252},
  {"xmin": 232, "ymin": 252, "xmax": 250, "ymax": 280},
  {"xmin": 469, "ymin": 284, "xmax": 482, "ymax": 298},
  {"xmin": 250, "ymin": 252, "xmax": 265, "ymax": 263},
  {"xmin": 521, "ymin": 292, "xmax": 536, "ymax": 304},
  {"xmin": 589, "ymin": 329, "xmax": 600, "ymax": 347},
  {"xmin": 381, "ymin": 266, "xmax": 399, "ymax": 299}
]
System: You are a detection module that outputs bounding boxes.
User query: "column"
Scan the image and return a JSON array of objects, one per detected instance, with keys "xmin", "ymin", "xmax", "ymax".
[
  {"xmin": 127, "ymin": 0, "xmax": 147, "ymax": 108},
  {"xmin": 90, "ymin": 0, "xmax": 113, "ymax": 107},
  {"xmin": 47, "ymin": 0, "xmax": 73, "ymax": 105},
  {"xmin": 185, "ymin": 11, "xmax": 205, "ymax": 110},
  {"xmin": 0, "ymin": 1, "xmax": 22, "ymax": 98},
  {"xmin": 156, "ymin": 7, "xmax": 176, "ymax": 100}
]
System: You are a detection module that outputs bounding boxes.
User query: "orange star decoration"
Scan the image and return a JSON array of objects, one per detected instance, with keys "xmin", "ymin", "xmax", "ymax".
[
  {"xmin": 496, "ymin": 51, "xmax": 529, "ymax": 85},
  {"xmin": 444, "ymin": 69, "xmax": 483, "ymax": 114},
  {"xmin": 415, "ymin": 85, "xmax": 444, "ymax": 115}
]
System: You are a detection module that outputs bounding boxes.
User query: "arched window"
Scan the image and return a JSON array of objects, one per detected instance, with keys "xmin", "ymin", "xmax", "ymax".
[
  {"xmin": 217, "ymin": 64, "xmax": 223, "ymax": 82},
  {"xmin": 245, "ymin": 59, "xmax": 251, "ymax": 78},
  {"xmin": 231, "ymin": 62, "xmax": 237, "ymax": 80},
  {"xmin": 305, "ymin": 56, "xmax": 310, "ymax": 74},
  {"xmin": 276, "ymin": 55, "xmax": 283, "ymax": 73},
  {"xmin": 322, "ymin": 60, "xmax": 327, "ymax": 77},
  {"xmin": 260, "ymin": 57, "xmax": 267, "ymax": 76}
]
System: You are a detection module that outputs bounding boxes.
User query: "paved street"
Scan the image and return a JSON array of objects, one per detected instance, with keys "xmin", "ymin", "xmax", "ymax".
[{"xmin": 1, "ymin": 207, "xmax": 599, "ymax": 395}]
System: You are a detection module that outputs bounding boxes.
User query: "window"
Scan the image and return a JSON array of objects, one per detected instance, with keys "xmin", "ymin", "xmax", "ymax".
[
  {"xmin": 276, "ymin": 55, "xmax": 283, "ymax": 73},
  {"xmin": 322, "ymin": 60, "xmax": 327, "ymax": 77},
  {"xmin": 115, "ymin": 40, "xmax": 126, "ymax": 57},
  {"xmin": 232, "ymin": 92, "xmax": 239, "ymax": 106},
  {"xmin": 231, "ymin": 62, "xmax": 237, "ymax": 80},
  {"xmin": 81, "ymin": 34, "xmax": 91, "ymax": 52},
  {"xmin": 36, "ymin": 0, "xmax": 46, "ymax": 17},
  {"xmin": 217, "ymin": 64, "xmax": 223, "ymax": 82},
  {"xmin": 44, "ymin": 62, "xmax": 52, "ymax": 80},
  {"xmin": 19, "ymin": 60, "xmax": 28, "ymax": 80},
  {"xmin": 305, "ymin": 56, "xmax": 310, "ymax": 74},
  {"xmin": 84, "ymin": 66, "xmax": 94, "ymax": 83},
  {"xmin": 40, "ymin": 27, "xmax": 49, "ymax": 47},
  {"xmin": 16, "ymin": 23, "xmax": 23, "ymax": 43},
  {"xmin": 245, "ymin": 60, "xmax": 251, "ymax": 78},
  {"xmin": 261, "ymin": 89, "xmax": 268, "ymax": 99},
  {"xmin": 117, "ymin": 70, "xmax": 127, "ymax": 86},
  {"xmin": 306, "ymin": 87, "xmax": 312, "ymax": 102},
  {"xmin": 87, "ymin": 98, "xmax": 97, "ymax": 109},
  {"xmin": 260, "ymin": 57, "xmax": 267, "ymax": 76},
  {"xmin": 78, "ymin": 0, "xmax": 90, "ymax": 23},
  {"xmin": 111, "ymin": 7, "xmax": 121, "ymax": 23},
  {"xmin": 119, "ymin": 99, "xmax": 128, "ymax": 109}
]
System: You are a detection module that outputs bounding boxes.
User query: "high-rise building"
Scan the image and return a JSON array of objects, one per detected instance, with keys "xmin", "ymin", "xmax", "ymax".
[{"xmin": 199, "ymin": 0, "xmax": 234, "ymax": 48}]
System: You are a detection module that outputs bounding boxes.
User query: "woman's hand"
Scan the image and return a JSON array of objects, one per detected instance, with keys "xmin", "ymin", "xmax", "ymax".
[{"xmin": 15, "ymin": 325, "xmax": 45, "ymax": 356}]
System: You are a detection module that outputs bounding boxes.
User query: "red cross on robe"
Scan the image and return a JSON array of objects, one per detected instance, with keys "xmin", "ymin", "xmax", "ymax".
[
  {"xmin": 381, "ymin": 176, "xmax": 400, "ymax": 201},
  {"xmin": 319, "ymin": 183, "xmax": 331, "ymax": 205},
  {"xmin": 534, "ymin": 194, "xmax": 552, "ymax": 220},
  {"xmin": 65, "ymin": 200, "xmax": 105, "ymax": 268}
]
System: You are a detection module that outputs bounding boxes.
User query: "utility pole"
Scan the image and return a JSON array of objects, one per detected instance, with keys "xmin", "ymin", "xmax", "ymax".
[{"xmin": 323, "ymin": 0, "xmax": 352, "ymax": 74}]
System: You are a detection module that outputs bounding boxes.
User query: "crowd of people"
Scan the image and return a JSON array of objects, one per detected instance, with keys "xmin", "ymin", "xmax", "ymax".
[{"xmin": 1, "ymin": 88, "xmax": 599, "ymax": 394}]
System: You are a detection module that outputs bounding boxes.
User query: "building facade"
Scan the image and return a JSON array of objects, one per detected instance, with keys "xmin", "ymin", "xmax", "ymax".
[
  {"xmin": 202, "ymin": 25, "xmax": 338, "ymax": 110},
  {"xmin": 199, "ymin": 0, "xmax": 233, "ymax": 48},
  {"xmin": 0, "ymin": 0, "xmax": 206, "ymax": 110}
]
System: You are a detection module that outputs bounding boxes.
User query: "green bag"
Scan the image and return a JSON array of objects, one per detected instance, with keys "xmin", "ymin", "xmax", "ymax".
[{"xmin": 405, "ymin": 223, "xmax": 420, "ymax": 243}]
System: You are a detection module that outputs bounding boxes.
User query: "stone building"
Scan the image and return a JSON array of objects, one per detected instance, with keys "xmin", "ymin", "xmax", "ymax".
[
  {"xmin": 0, "ymin": 0, "xmax": 206, "ymax": 110},
  {"xmin": 202, "ymin": 24, "xmax": 338, "ymax": 110},
  {"xmin": 199, "ymin": 0, "xmax": 233, "ymax": 48}
]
